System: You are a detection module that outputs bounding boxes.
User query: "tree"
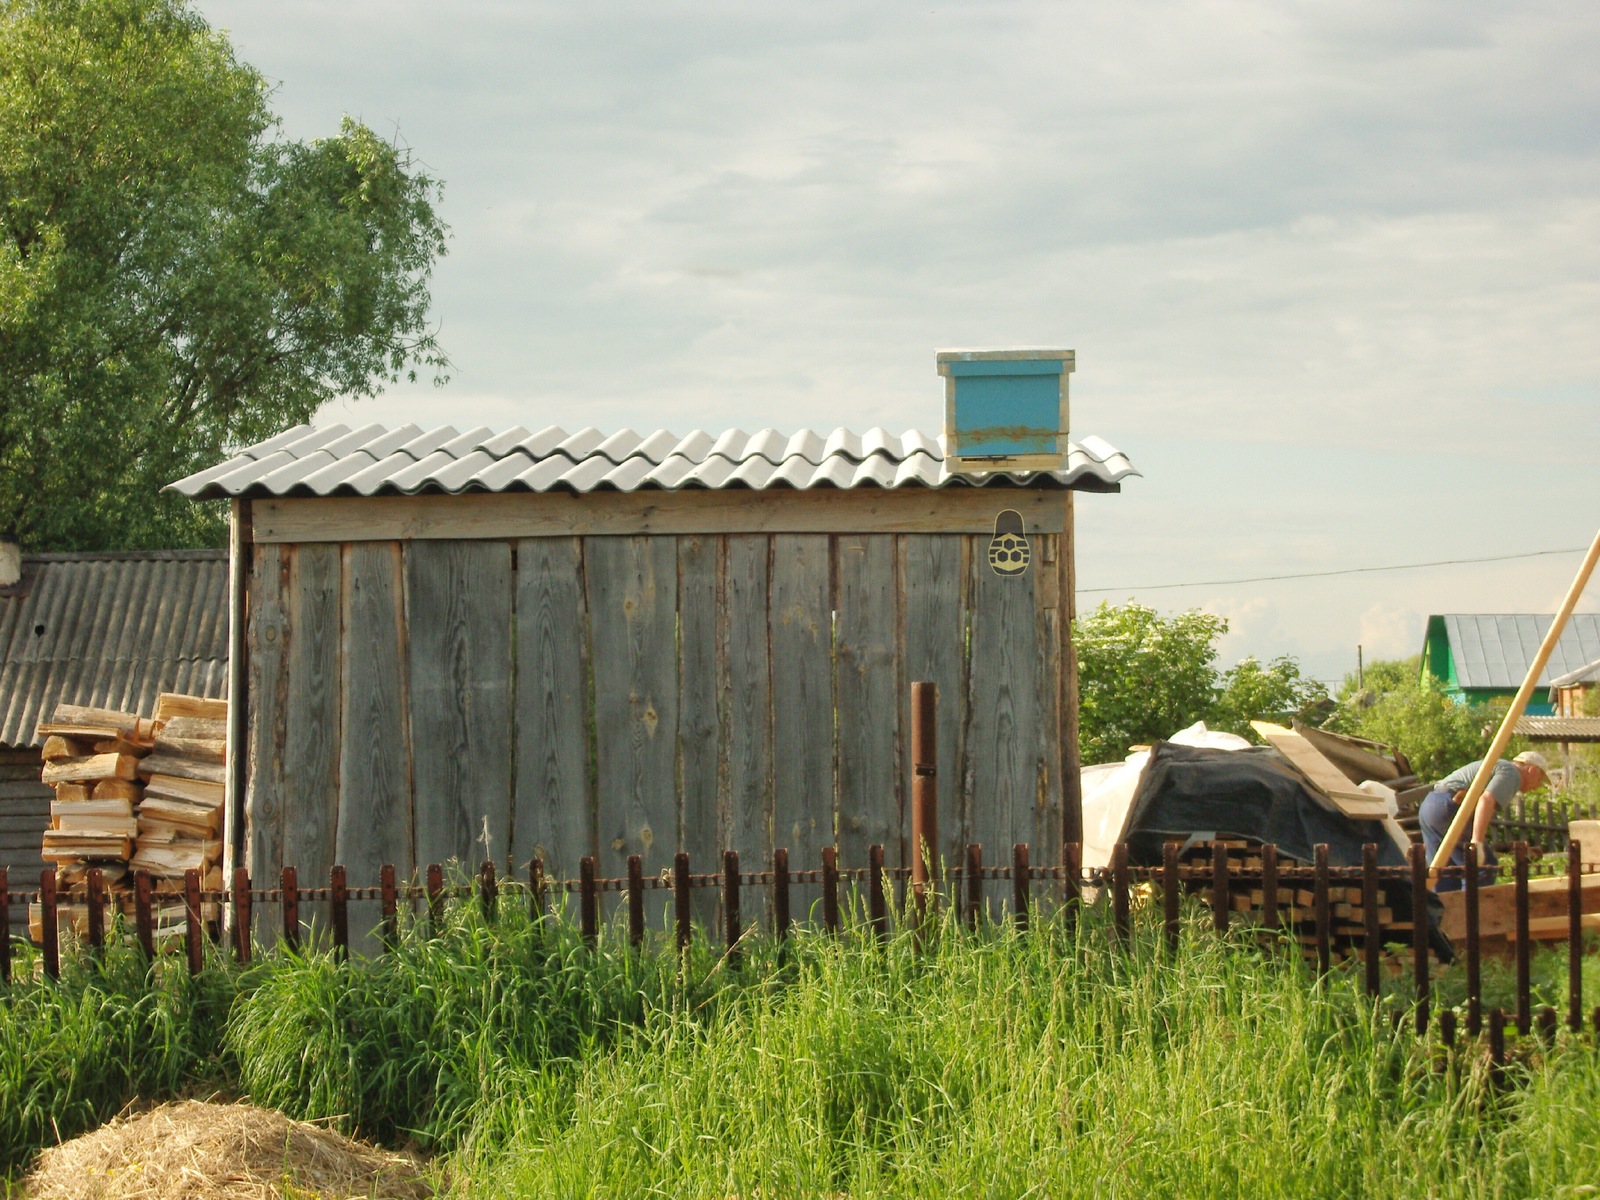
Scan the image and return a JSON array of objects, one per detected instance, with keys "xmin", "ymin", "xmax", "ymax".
[
  {"xmin": 0, "ymin": 0, "xmax": 448, "ymax": 550},
  {"xmin": 1074, "ymin": 601, "xmax": 1226, "ymax": 765},
  {"xmin": 1327, "ymin": 655, "xmax": 1492, "ymax": 782},
  {"xmin": 1209, "ymin": 655, "xmax": 1331, "ymax": 740}
]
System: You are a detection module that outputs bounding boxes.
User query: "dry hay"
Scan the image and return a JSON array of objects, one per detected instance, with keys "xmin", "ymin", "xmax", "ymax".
[{"xmin": 21, "ymin": 1099, "xmax": 432, "ymax": 1200}]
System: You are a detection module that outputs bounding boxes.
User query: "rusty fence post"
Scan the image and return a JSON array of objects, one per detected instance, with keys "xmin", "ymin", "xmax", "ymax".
[
  {"xmin": 1313, "ymin": 845, "xmax": 1330, "ymax": 976},
  {"xmin": 1409, "ymin": 842, "xmax": 1429, "ymax": 1034},
  {"xmin": 425, "ymin": 863, "xmax": 443, "ymax": 934},
  {"xmin": 530, "ymin": 858, "xmax": 546, "ymax": 923},
  {"xmin": 233, "ymin": 867, "xmax": 252, "ymax": 964},
  {"xmin": 1212, "ymin": 842, "xmax": 1230, "ymax": 935},
  {"xmin": 868, "ymin": 845, "xmax": 887, "ymax": 941},
  {"xmin": 1514, "ymin": 842, "xmax": 1531, "ymax": 1036},
  {"xmin": 86, "ymin": 866, "xmax": 105, "ymax": 954},
  {"xmin": 1064, "ymin": 842, "xmax": 1082, "ymax": 932},
  {"xmin": 822, "ymin": 845, "xmax": 840, "ymax": 936},
  {"xmin": 1488, "ymin": 1008, "xmax": 1506, "ymax": 1087},
  {"xmin": 1012, "ymin": 843, "xmax": 1030, "ymax": 933},
  {"xmin": 479, "ymin": 860, "xmax": 498, "ymax": 923},
  {"xmin": 283, "ymin": 866, "xmax": 300, "ymax": 953},
  {"xmin": 964, "ymin": 843, "xmax": 982, "ymax": 930},
  {"xmin": 1163, "ymin": 841, "xmax": 1181, "ymax": 955},
  {"xmin": 40, "ymin": 867, "xmax": 59, "ymax": 981},
  {"xmin": 1465, "ymin": 843, "xmax": 1481, "ymax": 1037},
  {"xmin": 184, "ymin": 868, "xmax": 202, "ymax": 976},
  {"xmin": 911, "ymin": 681, "xmax": 939, "ymax": 924},
  {"xmin": 1262, "ymin": 843, "xmax": 1279, "ymax": 935},
  {"xmin": 1570, "ymin": 841, "xmax": 1584, "ymax": 1034},
  {"xmin": 579, "ymin": 856, "xmax": 598, "ymax": 946},
  {"xmin": 724, "ymin": 850, "xmax": 741, "ymax": 965},
  {"xmin": 380, "ymin": 864, "xmax": 398, "ymax": 950},
  {"xmin": 1362, "ymin": 843, "xmax": 1380, "ymax": 998},
  {"xmin": 331, "ymin": 865, "xmax": 349, "ymax": 961},
  {"xmin": 674, "ymin": 852, "xmax": 691, "ymax": 953},
  {"xmin": 773, "ymin": 847, "xmax": 790, "ymax": 941},
  {"xmin": 627, "ymin": 854, "xmax": 644, "ymax": 949},
  {"xmin": 1111, "ymin": 843, "xmax": 1130, "ymax": 946},
  {"xmin": 133, "ymin": 871, "xmax": 154, "ymax": 960}
]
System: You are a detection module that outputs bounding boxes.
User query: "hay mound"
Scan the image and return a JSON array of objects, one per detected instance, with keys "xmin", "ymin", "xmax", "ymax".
[{"xmin": 22, "ymin": 1099, "xmax": 432, "ymax": 1200}]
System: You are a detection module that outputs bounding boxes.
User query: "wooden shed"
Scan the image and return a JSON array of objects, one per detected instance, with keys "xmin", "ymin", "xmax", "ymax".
[{"xmin": 172, "ymin": 424, "xmax": 1137, "ymax": 901}]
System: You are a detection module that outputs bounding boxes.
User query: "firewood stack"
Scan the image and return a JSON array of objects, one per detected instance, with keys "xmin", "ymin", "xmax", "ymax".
[{"xmin": 31, "ymin": 693, "xmax": 228, "ymax": 942}]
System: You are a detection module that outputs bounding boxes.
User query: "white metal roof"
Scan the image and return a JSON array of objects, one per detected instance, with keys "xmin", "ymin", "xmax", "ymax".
[
  {"xmin": 1436, "ymin": 614, "xmax": 1600, "ymax": 690},
  {"xmin": 168, "ymin": 423, "xmax": 1139, "ymax": 499}
]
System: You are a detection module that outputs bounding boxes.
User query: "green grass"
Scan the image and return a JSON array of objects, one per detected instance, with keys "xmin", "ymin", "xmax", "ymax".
[{"xmin": 5, "ymin": 891, "xmax": 1600, "ymax": 1196}]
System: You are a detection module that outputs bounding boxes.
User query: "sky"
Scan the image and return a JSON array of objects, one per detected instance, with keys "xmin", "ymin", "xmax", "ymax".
[{"xmin": 202, "ymin": 0, "xmax": 1600, "ymax": 686}]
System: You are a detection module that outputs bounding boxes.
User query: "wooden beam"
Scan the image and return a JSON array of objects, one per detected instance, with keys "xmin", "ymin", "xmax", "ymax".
[{"xmin": 251, "ymin": 487, "xmax": 1072, "ymax": 543}]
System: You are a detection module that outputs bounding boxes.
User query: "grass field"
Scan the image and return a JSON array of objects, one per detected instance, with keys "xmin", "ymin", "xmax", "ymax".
[{"xmin": 4, "ymin": 892, "xmax": 1599, "ymax": 1197}]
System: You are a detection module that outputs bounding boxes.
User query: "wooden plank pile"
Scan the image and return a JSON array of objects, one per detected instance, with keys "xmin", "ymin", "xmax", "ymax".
[
  {"xmin": 30, "ymin": 693, "xmax": 227, "ymax": 941},
  {"xmin": 1177, "ymin": 839, "xmax": 1443, "ymax": 969}
]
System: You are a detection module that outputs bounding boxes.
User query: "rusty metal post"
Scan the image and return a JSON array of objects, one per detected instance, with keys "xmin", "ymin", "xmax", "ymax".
[
  {"xmin": 964, "ymin": 843, "xmax": 982, "ymax": 930},
  {"xmin": 184, "ymin": 869, "xmax": 203, "ymax": 976},
  {"xmin": 1212, "ymin": 842, "xmax": 1230, "ymax": 935},
  {"xmin": 424, "ymin": 863, "xmax": 443, "ymax": 934},
  {"xmin": 724, "ymin": 850, "xmax": 741, "ymax": 964},
  {"xmin": 1440, "ymin": 1007, "xmax": 1456, "ymax": 1050},
  {"xmin": 773, "ymin": 847, "xmax": 790, "ymax": 941},
  {"xmin": 1363, "ymin": 843, "xmax": 1381, "ymax": 998},
  {"xmin": 479, "ymin": 860, "xmax": 498, "ymax": 922},
  {"xmin": 1570, "ymin": 840, "xmax": 1584, "ymax": 1034},
  {"xmin": 330, "ymin": 865, "xmax": 348, "ymax": 961},
  {"xmin": 1409, "ymin": 842, "xmax": 1429, "ymax": 1034},
  {"xmin": 1488, "ymin": 1008, "xmax": 1506, "ymax": 1087},
  {"xmin": 1313, "ymin": 845, "xmax": 1330, "ymax": 976},
  {"xmin": 283, "ymin": 865, "xmax": 300, "ymax": 952},
  {"xmin": 674, "ymin": 852, "xmax": 691, "ymax": 952},
  {"xmin": 233, "ymin": 867, "xmax": 252, "ymax": 964},
  {"xmin": 1163, "ymin": 841, "xmax": 1181, "ymax": 955},
  {"xmin": 868, "ymin": 845, "xmax": 887, "ymax": 941},
  {"xmin": 40, "ymin": 867, "xmax": 59, "ymax": 981},
  {"xmin": 133, "ymin": 872, "xmax": 154, "ymax": 960},
  {"xmin": 1462, "ymin": 843, "xmax": 1481, "ymax": 1035},
  {"xmin": 910, "ymin": 681, "xmax": 939, "ymax": 923},
  {"xmin": 1012, "ymin": 843, "xmax": 1030, "ymax": 932},
  {"xmin": 579, "ymin": 856, "xmax": 597, "ymax": 946},
  {"xmin": 380, "ymin": 864, "xmax": 398, "ymax": 949},
  {"xmin": 86, "ymin": 867, "xmax": 105, "ymax": 953},
  {"xmin": 1515, "ymin": 842, "xmax": 1531, "ymax": 1036},
  {"xmin": 822, "ymin": 845, "xmax": 840, "ymax": 936},
  {"xmin": 627, "ymin": 854, "xmax": 644, "ymax": 948},
  {"xmin": 1111, "ymin": 842, "xmax": 1130, "ymax": 946},
  {"xmin": 1261, "ymin": 843, "xmax": 1279, "ymax": 934},
  {"xmin": 1064, "ymin": 842, "xmax": 1082, "ymax": 933},
  {"xmin": 530, "ymin": 858, "xmax": 546, "ymax": 922}
]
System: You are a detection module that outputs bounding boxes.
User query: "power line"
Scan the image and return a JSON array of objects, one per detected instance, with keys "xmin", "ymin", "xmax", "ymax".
[{"xmin": 1079, "ymin": 545, "xmax": 1590, "ymax": 595}]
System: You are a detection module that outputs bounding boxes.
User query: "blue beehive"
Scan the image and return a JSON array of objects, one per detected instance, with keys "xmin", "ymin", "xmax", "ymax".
[{"xmin": 936, "ymin": 348, "xmax": 1073, "ymax": 472}]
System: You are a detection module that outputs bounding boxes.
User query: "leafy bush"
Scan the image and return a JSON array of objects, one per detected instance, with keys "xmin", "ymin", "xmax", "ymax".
[{"xmin": 1328, "ymin": 657, "xmax": 1494, "ymax": 782}]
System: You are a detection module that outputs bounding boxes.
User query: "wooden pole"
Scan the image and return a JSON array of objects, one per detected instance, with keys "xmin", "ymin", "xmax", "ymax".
[
  {"xmin": 910, "ymin": 680, "xmax": 939, "ymax": 922},
  {"xmin": 1430, "ymin": 527, "xmax": 1600, "ymax": 875}
]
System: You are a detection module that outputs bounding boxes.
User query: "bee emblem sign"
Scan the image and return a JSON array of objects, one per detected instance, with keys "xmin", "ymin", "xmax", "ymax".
[{"xmin": 987, "ymin": 510, "xmax": 1031, "ymax": 577}]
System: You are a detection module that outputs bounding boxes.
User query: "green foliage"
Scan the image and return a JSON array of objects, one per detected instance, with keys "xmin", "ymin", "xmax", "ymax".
[
  {"xmin": 1336, "ymin": 653, "xmax": 1422, "ymax": 702},
  {"xmin": 1210, "ymin": 655, "xmax": 1332, "ymax": 741},
  {"xmin": 0, "ymin": 0, "xmax": 449, "ymax": 550},
  {"xmin": 1074, "ymin": 601, "xmax": 1226, "ymax": 764},
  {"xmin": 1329, "ymin": 656, "xmax": 1493, "ymax": 782}
]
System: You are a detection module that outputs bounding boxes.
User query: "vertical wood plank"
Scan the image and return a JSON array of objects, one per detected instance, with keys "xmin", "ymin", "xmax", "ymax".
[
  {"xmin": 514, "ymin": 537, "xmax": 593, "ymax": 879},
  {"xmin": 1034, "ymin": 534, "xmax": 1064, "ymax": 870},
  {"xmin": 966, "ymin": 528, "xmax": 1044, "ymax": 862},
  {"xmin": 677, "ymin": 536, "xmax": 719, "ymax": 930},
  {"xmin": 282, "ymin": 544, "xmax": 341, "ymax": 906},
  {"xmin": 406, "ymin": 541, "xmax": 514, "ymax": 870},
  {"xmin": 338, "ymin": 541, "xmax": 413, "ymax": 957},
  {"xmin": 770, "ymin": 534, "xmax": 833, "ymax": 868},
  {"xmin": 835, "ymin": 535, "xmax": 900, "ymax": 869},
  {"xmin": 1060, "ymin": 492, "xmax": 1082, "ymax": 849},
  {"xmin": 246, "ymin": 542, "xmax": 289, "ymax": 942},
  {"xmin": 899, "ymin": 535, "xmax": 968, "ymax": 870},
  {"xmin": 721, "ymin": 535, "xmax": 772, "ymax": 866},
  {"xmin": 587, "ymin": 537, "xmax": 678, "ymax": 879}
]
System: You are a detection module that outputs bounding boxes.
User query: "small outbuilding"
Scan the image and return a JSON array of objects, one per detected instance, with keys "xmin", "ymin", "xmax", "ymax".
[
  {"xmin": 1420, "ymin": 613, "xmax": 1600, "ymax": 714},
  {"xmin": 172, "ymin": 423, "xmax": 1138, "ymax": 897}
]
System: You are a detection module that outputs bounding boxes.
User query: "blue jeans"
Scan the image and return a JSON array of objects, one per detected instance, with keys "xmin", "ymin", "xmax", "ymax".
[{"xmin": 1418, "ymin": 788, "xmax": 1498, "ymax": 891}]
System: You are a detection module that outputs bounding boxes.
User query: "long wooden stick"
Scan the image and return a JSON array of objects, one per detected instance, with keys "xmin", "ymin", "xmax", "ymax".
[{"xmin": 1429, "ymin": 526, "xmax": 1600, "ymax": 876}]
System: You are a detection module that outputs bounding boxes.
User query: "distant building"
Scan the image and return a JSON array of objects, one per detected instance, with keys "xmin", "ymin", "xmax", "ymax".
[
  {"xmin": 1548, "ymin": 657, "xmax": 1600, "ymax": 717},
  {"xmin": 0, "ymin": 550, "xmax": 227, "ymax": 930},
  {"xmin": 1420, "ymin": 614, "xmax": 1600, "ymax": 714}
]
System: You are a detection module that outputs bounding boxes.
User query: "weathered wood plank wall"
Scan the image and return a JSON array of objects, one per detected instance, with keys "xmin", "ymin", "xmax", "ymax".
[{"xmin": 245, "ymin": 529, "xmax": 1065, "ymax": 929}]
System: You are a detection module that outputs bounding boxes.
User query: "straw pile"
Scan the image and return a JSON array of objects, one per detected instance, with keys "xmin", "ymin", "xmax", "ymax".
[{"xmin": 20, "ymin": 1100, "xmax": 432, "ymax": 1200}]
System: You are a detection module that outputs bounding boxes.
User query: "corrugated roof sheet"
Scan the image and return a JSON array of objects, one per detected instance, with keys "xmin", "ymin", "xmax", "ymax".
[
  {"xmin": 0, "ymin": 552, "xmax": 228, "ymax": 748},
  {"xmin": 1512, "ymin": 716, "xmax": 1600, "ymax": 744},
  {"xmin": 1441, "ymin": 614, "xmax": 1600, "ymax": 690},
  {"xmin": 168, "ymin": 423, "xmax": 1139, "ymax": 499}
]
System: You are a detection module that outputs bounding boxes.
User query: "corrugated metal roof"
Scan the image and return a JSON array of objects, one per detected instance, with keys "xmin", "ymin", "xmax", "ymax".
[
  {"xmin": 1513, "ymin": 716, "xmax": 1600, "ymax": 743},
  {"xmin": 168, "ymin": 423, "xmax": 1139, "ymax": 499},
  {"xmin": 1549, "ymin": 657, "xmax": 1600, "ymax": 689},
  {"xmin": 0, "ymin": 552, "xmax": 228, "ymax": 748},
  {"xmin": 1440, "ymin": 614, "xmax": 1600, "ymax": 690}
]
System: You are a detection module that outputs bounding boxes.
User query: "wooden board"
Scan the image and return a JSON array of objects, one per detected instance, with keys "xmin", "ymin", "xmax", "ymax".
[
  {"xmin": 586, "ymin": 536, "xmax": 679, "ymax": 879},
  {"xmin": 513, "ymin": 537, "xmax": 592, "ymax": 879},
  {"xmin": 676, "ymin": 535, "xmax": 720, "ymax": 929},
  {"xmin": 156, "ymin": 694, "xmax": 229, "ymax": 722},
  {"xmin": 966, "ymin": 537, "xmax": 1044, "ymax": 883},
  {"xmin": 1251, "ymin": 722, "xmax": 1389, "ymax": 816},
  {"xmin": 770, "ymin": 534, "xmax": 834, "ymax": 866},
  {"xmin": 1436, "ymin": 874, "xmax": 1600, "ymax": 941},
  {"xmin": 1032, "ymin": 534, "xmax": 1064, "ymax": 869},
  {"xmin": 281, "ymin": 544, "xmax": 341, "ymax": 888},
  {"xmin": 721, "ymin": 535, "xmax": 771, "ymax": 864},
  {"xmin": 337, "ymin": 542, "xmax": 414, "ymax": 915},
  {"xmin": 835, "ymin": 535, "xmax": 901, "ymax": 869},
  {"xmin": 246, "ymin": 542, "xmax": 289, "ymax": 940},
  {"xmin": 899, "ymin": 534, "xmax": 969, "ymax": 867},
  {"xmin": 405, "ymin": 540, "xmax": 514, "ymax": 870}
]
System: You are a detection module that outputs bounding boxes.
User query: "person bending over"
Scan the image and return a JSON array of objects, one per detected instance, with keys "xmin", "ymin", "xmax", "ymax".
[{"xmin": 1419, "ymin": 750, "xmax": 1549, "ymax": 892}]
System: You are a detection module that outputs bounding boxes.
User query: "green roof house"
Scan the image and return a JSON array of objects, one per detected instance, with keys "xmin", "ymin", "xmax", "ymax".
[{"xmin": 1420, "ymin": 614, "xmax": 1600, "ymax": 715}]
